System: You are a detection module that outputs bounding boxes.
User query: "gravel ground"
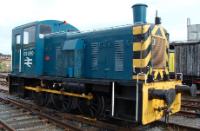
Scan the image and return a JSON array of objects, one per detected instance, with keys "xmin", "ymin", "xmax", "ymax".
[
  {"xmin": 145, "ymin": 115, "xmax": 200, "ymax": 131},
  {"xmin": 0, "ymin": 84, "xmax": 8, "ymax": 91},
  {"xmin": 145, "ymin": 126, "xmax": 166, "ymax": 131},
  {"xmin": 169, "ymin": 115, "xmax": 200, "ymax": 128}
]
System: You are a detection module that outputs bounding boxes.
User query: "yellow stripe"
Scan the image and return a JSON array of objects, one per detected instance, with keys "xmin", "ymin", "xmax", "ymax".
[
  {"xmin": 153, "ymin": 69, "xmax": 166, "ymax": 79},
  {"xmin": 154, "ymin": 70, "xmax": 159, "ymax": 79},
  {"xmin": 148, "ymin": 66, "xmax": 153, "ymax": 75},
  {"xmin": 160, "ymin": 26, "xmax": 167, "ymax": 40},
  {"xmin": 151, "ymin": 25, "xmax": 159, "ymax": 35},
  {"xmin": 160, "ymin": 27, "xmax": 169, "ymax": 49},
  {"xmin": 133, "ymin": 37, "xmax": 151, "ymax": 51},
  {"xmin": 25, "ymin": 86, "xmax": 93, "ymax": 100},
  {"xmin": 165, "ymin": 68, "xmax": 169, "ymax": 75},
  {"xmin": 133, "ymin": 25, "xmax": 159, "ymax": 51},
  {"xmin": 133, "ymin": 75, "xmax": 147, "ymax": 80},
  {"xmin": 133, "ymin": 24, "xmax": 151, "ymax": 35},
  {"xmin": 159, "ymin": 70, "xmax": 163, "ymax": 78},
  {"xmin": 169, "ymin": 52, "xmax": 175, "ymax": 72},
  {"xmin": 133, "ymin": 52, "xmax": 151, "ymax": 68}
]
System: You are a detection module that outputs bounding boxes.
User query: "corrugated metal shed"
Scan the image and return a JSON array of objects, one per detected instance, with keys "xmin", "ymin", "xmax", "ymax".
[{"xmin": 171, "ymin": 41, "xmax": 200, "ymax": 77}]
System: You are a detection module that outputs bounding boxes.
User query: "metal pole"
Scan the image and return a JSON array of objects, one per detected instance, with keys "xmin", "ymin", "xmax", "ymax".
[{"xmin": 111, "ymin": 82, "xmax": 115, "ymax": 116}]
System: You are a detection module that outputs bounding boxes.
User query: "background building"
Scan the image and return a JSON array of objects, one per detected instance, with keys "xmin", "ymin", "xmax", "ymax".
[{"xmin": 187, "ymin": 18, "xmax": 200, "ymax": 41}]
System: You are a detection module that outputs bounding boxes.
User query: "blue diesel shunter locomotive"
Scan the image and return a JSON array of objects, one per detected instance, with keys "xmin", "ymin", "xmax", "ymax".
[{"xmin": 9, "ymin": 4, "xmax": 192, "ymax": 125}]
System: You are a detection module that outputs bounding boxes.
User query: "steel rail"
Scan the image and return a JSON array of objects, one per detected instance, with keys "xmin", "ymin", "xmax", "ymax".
[
  {"xmin": 8, "ymin": 96, "xmax": 120, "ymax": 130},
  {"xmin": 182, "ymin": 98, "xmax": 200, "ymax": 104},
  {"xmin": 178, "ymin": 110, "xmax": 200, "ymax": 118},
  {"xmin": 0, "ymin": 88, "xmax": 122, "ymax": 130},
  {"xmin": 158, "ymin": 121, "xmax": 200, "ymax": 131},
  {"xmin": 182, "ymin": 105, "xmax": 200, "ymax": 110},
  {"xmin": 0, "ymin": 118, "xmax": 15, "ymax": 131},
  {"xmin": 0, "ymin": 96, "xmax": 82, "ymax": 131}
]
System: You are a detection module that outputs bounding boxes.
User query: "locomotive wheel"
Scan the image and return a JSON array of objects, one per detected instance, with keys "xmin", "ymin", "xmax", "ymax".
[
  {"xmin": 33, "ymin": 92, "xmax": 48, "ymax": 106},
  {"xmin": 46, "ymin": 94, "xmax": 73, "ymax": 112},
  {"xmin": 78, "ymin": 95, "xmax": 105, "ymax": 118},
  {"xmin": 59, "ymin": 95, "xmax": 73, "ymax": 112},
  {"xmin": 47, "ymin": 94, "xmax": 62, "ymax": 110}
]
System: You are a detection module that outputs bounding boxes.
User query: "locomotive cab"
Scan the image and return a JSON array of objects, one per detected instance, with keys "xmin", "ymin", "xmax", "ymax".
[{"xmin": 11, "ymin": 20, "xmax": 78, "ymax": 76}]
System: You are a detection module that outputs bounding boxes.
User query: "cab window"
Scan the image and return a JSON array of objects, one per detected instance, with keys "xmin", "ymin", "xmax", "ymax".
[
  {"xmin": 16, "ymin": 35, "xmax": 21, "ymax": 44},
  {"xmin": 23, "ymin": 26, "xmax": 35, "ymax": 45},
  {"xmin": 40, "ymin": 25, "xmax": 52, "ymax": 34}
]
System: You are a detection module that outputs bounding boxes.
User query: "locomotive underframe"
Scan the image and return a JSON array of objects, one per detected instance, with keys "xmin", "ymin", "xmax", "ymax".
[
  {"xmin": 8, "ymin": 74, "xmax": 182, "ymax": 125},
  {"xmin": 8, "ymin": 74, "xmax": 139, "ymax": 123}
]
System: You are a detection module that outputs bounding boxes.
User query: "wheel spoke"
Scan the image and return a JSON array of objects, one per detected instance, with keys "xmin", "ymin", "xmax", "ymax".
[
  {"xmin": 78, "ymin": 95, "xmax": 105, "ymax": 118},
  {"xmin": 61, "ymin": 96, "xmax": 72, "ymax": 112}
]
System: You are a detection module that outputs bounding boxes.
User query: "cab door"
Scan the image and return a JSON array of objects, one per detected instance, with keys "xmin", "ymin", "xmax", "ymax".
[
  {"xmin": 12, "ymin": 30, "xmax": 22, "ymax": 74},
  {"xmin": 22, "ymin": 26, "xmax": 36, "ymax": 75}
]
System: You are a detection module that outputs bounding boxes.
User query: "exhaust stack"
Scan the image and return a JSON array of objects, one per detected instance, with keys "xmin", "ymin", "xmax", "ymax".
[{"xmin": 132, "ymin": 4, "xmax": 148, "ymax": 24}]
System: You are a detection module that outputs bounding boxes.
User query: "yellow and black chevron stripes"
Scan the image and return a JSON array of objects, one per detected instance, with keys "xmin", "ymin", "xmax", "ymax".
[
  {"xmin": 133, "ymin": 25, "xmax": 159, "ymax": 54},
  {"xmin": 133, "ymin": 25, "xmax": 157, "ymax": 70},
  {"xmin": 132, "ymin": 25, "xmax": 153, "ymax": 80},
  {"xmin": 133, "ymin": 37, "xmax": 151, "ymax": 51},
  {"xmin": 152, "ymin": 68, "xmax": 169, "ymax": 80},
  {"xmin": 133, "ymin": 52, "xmax": 151, "ymax": 68},
  {"xmin": 160, "ymin": 27, "xmax": 170, "ymax": 76},
  {"xmin": 134, "ymin": 61, "xmax": 151, "ymax": 75},
  {"xmin": 133, "ymin": 24, "xmax": 151, "ymax": 35},
  {"xmin": 151, "ymin": 26, "xmax": 159, "ymax": 36},
  {"xmin": 152, "ymin": 69, "xmax": 164, "ymax": 80},
  {"xmin": 132, "ymin": 24, "xmax": 170, "ymax": 81},
  {"xmin": 133, "ymin": 43, "xmax": 151, "ymax": 59},
  {"xmin": 159, "ymin": 26, "xmax": 169, "ymax": 42}
]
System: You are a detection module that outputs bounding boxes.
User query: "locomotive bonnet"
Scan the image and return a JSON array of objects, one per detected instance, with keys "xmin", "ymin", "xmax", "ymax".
[{"xmin": 9, "ymin": 4, "xmax": 194, "ymax": 125}]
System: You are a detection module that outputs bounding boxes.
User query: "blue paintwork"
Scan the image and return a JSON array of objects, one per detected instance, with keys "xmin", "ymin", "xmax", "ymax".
[
  {"xmin": 132, "ymin": 4, "xmax": 148, "ymax": 24},
  {"xmin": 43, "ymin": 35, "xmax": 84, "ymax": 78},
  {"xmin": 79, "ymin": 26, "xmax": 133, "ymax": 80},
  {"xmin": 12, "ymin": 20, "xmax": 134, "ymax": 80},
  {"xmin": 43, "ymin": 25, "xmax": 133, "ymax": 80},
  {"xmin": 12, "ymin": 20, "xmax": 78, "ymax": 77},
  {"xmin": 63, "ymin": 39, "xmax": 84, "ymax": 50},
  {"xmin": 68, "ymin": 67, "xmax": 74, "ymax": 78}
]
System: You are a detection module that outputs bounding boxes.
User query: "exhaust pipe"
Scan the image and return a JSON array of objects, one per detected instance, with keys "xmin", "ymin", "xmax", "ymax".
[{"xmin": 132, "ymin": 4, "xmax": 148, "ymax": 25}]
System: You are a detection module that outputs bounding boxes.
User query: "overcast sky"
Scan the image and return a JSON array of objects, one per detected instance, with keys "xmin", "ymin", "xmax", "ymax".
[{"xmin": 0, "ymin": 0, "xmax": 200, "ymax": 54}]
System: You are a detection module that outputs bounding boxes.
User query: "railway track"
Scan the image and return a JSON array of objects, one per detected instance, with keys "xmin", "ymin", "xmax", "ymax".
[
  {"xmin": 0, "ymin": 94, "xmax": 82, "ymax": 131},
  {"xmin": 0, "ymin": 89, "xmax": 122, "ymax": 131},
  {"xmin": 157, "ymin": 120, "xmax": 200, "ymax": 131},
  {"xmin": 179, "ymin": 98, "xmax": 200, "ymax": 118}
]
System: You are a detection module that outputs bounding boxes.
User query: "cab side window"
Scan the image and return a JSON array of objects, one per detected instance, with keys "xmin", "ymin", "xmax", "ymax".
[
  {"xmin": 16, "ymin": 35, "xmax": 21, "ymax": 44},
  {"xmin": 40, "ymin": 25, "xmax": 52, "ymax": 34},
  {"xmin": 23, "ymin": 26, "xmax": 35, "ymax": 45}
]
